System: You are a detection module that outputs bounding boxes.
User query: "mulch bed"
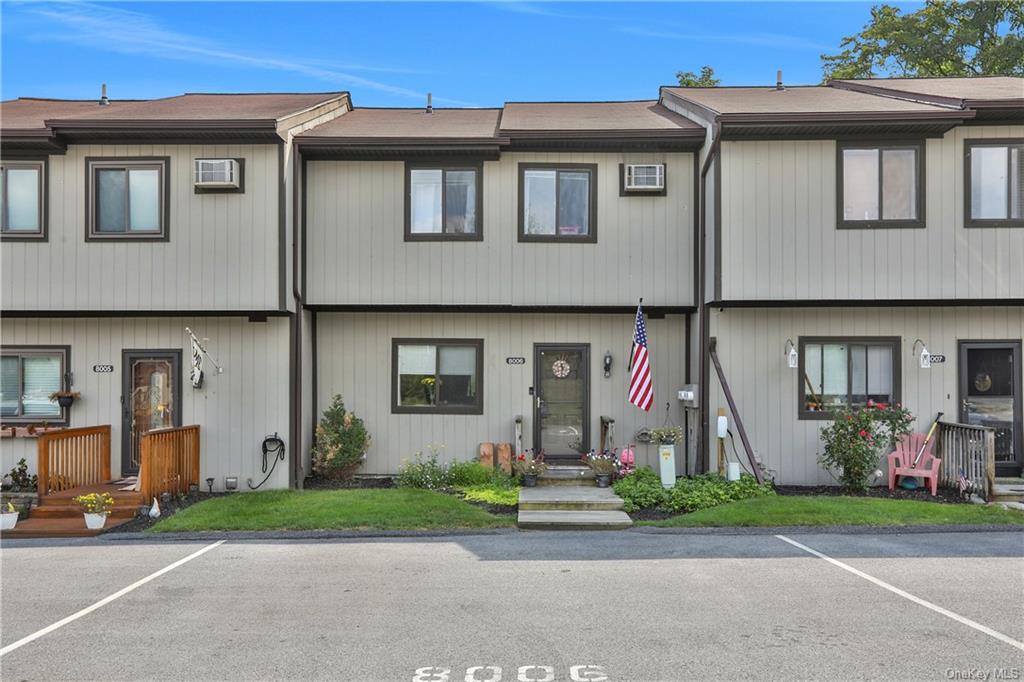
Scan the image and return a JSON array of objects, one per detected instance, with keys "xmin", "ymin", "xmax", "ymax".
[
  {"xmin": 105, "ymin": 492, "xmax": 228, "ymax": 533},
  {"xmin": 302, "ymin": 476, "xmax": 394, "ymax": 490},
  {"xmin": 775, "ymin": 484, "xmax": 968, "ymax": 505},
  {"xmin": 462, "ymin": 499, "xmax": 518, "ymax": 517}
]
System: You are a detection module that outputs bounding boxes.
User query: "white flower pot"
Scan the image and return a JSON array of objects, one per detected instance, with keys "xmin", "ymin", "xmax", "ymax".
[
  {"xmin": 0, "ymin": 511, "xmax": 18, "ymax": 530},
  {"xmin": 84, "ymin": 512, "xmax": 108, "ymax": 529}
]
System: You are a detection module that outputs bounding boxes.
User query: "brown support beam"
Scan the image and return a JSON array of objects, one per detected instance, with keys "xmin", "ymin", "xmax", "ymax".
[{"xmin": 708, "ymin": 337, "xmax": 763, "ymax": 484}]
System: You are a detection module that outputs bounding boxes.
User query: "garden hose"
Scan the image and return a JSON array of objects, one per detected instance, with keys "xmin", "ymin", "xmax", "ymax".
[{"xmin": 248, "ymin": 434, "xmax": 286, "ymax": 490}]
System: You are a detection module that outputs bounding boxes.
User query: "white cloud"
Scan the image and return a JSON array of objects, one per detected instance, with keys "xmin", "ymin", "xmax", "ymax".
[
  {"xmin": 621, "ymin": 26, "xmax": 832, "ymax": 53},
  {"xmin": 20, "ymin": 2, "xmax": 476, "ymax": 105}
]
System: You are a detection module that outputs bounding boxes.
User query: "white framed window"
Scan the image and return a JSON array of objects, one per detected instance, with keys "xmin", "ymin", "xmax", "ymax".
[{"xmin": 1, "ymin": 346, "xmax": 70, "ymax": 424}]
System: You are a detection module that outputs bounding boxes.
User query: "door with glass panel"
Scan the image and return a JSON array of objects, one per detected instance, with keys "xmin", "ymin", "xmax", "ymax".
[
  {"xmin": 959, "ymin": 342, "xmax": 1022, "ymax": 477},
  {"xmin": 121, "ymin": 351, "xmax": 181, "ymax": 475},
  {"xmin": 533, "ymin": 344, "xmax": 590, "ymax": 460}
]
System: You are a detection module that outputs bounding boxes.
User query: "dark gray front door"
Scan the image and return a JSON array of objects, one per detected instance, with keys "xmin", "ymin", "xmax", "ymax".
[
  {"xmin": 533, "ymin": 344, "xmax": 589, "ymax": 460},
  {"xmin": 121, "ymin": 350, "xmax": 182, "ymax": 475},
  {"xmin": 959, "ymin": 341, "xmax": 1022, "ymax": 477}
]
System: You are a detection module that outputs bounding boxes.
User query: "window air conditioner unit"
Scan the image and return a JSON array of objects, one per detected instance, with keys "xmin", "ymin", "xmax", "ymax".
[
  {"xmin": 194, "ymin": 159, "xmax": 240, "ymax": 188},
  {"xmin": 624, "ymin": 163, "xmax": 665, "ymax": 191}
]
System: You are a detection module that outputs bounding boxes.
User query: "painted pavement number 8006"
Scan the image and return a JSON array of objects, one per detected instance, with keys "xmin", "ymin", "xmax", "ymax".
[{"xmin": 413, "ymin": 665, "xmax": 609, "ymax": 682}]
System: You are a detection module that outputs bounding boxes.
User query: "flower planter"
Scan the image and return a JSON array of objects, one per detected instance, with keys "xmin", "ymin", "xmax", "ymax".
[
  {"xmin": 0, "ymin": 511, "xmax": 18, "ymax": 530},
  {"xmin": 522, "ymin": 473, "xmax": 539, "ymax": 487},
  {"xmin": 595, "ymin": 473, "xmax": 612, "ymax": 488},
  {"xmin": 56, "ymin": 395, "xmax": 76, "ymax": 409},
  {"xmin": 83, "ymin": 513, "xmax": 108, "ymax": 530}
]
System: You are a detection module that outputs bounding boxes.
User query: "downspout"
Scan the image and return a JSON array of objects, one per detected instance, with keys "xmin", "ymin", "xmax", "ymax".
[
  {"xmin": 290, "ymin": 141, "xmax": 304, "ymax": 488},
  {"xmin": 697, "ymin": 121, "xmax": 721, "ymax": 475}
]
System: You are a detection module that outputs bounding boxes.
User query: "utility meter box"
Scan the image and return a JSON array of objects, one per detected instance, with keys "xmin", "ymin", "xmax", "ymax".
[
  {"xmin": 658, "ymin": 444, "xmax": 676, "ymax": 488},
  {"xmin": 678, "ymin": 384, "xmax": 698, "ymax": 408}
]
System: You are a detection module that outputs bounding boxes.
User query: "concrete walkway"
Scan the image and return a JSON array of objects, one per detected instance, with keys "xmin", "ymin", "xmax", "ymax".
[{"xmin": 517, "ymin": 485, "xmax": 632, "ymax": 529}]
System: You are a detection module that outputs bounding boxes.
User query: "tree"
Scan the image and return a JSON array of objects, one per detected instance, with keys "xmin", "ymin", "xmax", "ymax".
[
  {"xmin": 675, "ymin": 65, "xmax": 720, "ymax": 87},
  {"xmin": 822, "ymin": 1, "xmax": 1024, "ymax": 80}
]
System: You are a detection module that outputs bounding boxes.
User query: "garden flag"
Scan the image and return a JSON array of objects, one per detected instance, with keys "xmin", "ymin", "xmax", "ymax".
[
  {"xmin": 189, "ymin": 331, "xmax": 205, "ymax": 389},
  {"xmin": 627, "ymin": 301, "xmax": 653, "ymax": 411}
]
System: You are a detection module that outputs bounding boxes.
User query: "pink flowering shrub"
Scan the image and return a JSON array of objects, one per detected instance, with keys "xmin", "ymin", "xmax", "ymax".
[{"xmin": 818, "ymin": 403, "xmax": 915, "ymax": 490}]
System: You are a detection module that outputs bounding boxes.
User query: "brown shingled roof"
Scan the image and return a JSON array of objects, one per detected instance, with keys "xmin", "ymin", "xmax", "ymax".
[
  {"xmin": 831, "ymin": 77, "xmax": 1024, "ymax": 107},
  {"xmin": 297, "ymin": 107, "xmax": 503, "ymax": 142},
  {"xmin": 661, "ymin": 85, "xmax": 961, "ymax": 118},
  {"xmin": 1, "ymin": 98, "xmax": 134, "ymax": 132},
  {"xmin": 500, "ymin": 100, "xmax": 701, "ymax": 133}
]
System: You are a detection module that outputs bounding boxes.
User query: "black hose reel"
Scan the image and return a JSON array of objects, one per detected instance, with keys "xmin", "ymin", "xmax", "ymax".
[{"xmin": 248, "ymin": 433, "xmax": 286, "ymax": 490}]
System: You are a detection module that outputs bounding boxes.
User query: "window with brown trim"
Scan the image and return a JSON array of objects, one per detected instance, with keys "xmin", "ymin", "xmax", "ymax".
[
  {"xmin": 392, "ymin": 339, "xmax": 483, "ymax": 415},
  {"xmin": 798, "ymin": 337, "xmax": 901, "ymax": 420},
  {"xmin": 0, "ymin": 346, "xmax": 71, "ymax": 425},
  {"xmin": 86, "ymin": 157, "xmax": 170, "ymax": 240},
  {"xmin": 0, "ymin": 160, "xmax": 46, "ymax": 240},
  {"xmin": 518, "ymin": 163, "xmax": 597, "ymax": 242},
  {"xmin": 965, "ymin": 139, "xmax": 1023, "ymax": 228},
  {"xmin": 837, "ymin": 142, "xmax": 924, "ymax": 229},
  {"xmin": 405, "ymin": 162, "xmax": 482, "ymax": 241}
]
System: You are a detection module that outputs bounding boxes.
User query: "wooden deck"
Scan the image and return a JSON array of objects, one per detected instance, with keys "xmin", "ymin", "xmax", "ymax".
[{"xmin": 1, "ymin": 482, "xmax": 143, "ymax": 539}]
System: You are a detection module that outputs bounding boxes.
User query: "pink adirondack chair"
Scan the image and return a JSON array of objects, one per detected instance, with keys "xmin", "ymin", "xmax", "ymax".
[{"xmin": 887, "ymin": 433, "xmax": 941, "ymax": 496}]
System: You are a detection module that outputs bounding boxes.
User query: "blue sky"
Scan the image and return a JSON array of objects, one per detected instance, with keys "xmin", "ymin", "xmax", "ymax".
[{"xmin": 1, "ymin": 1, "xmax": 923, "ymax": 107}]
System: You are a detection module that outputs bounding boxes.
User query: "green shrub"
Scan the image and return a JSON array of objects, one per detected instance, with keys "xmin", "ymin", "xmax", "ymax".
[
  {"xmin": 311, "ymin": 396, "xmax": 370, "ymax": 481},
  {"xmin": 665, "ymin": 473, "xmax": 774, "ymax": 513},
  {"xmin": 462, "ymin": 484, "xmax": 519, "ymax": 507},
  {"xmin": 613, "ymin": 467, "xmax": 669, "ymax": 512},
  {"xmin": 819, "ymin": 404, "xmax": 915, "ymax": 490},
  {"xmin": 446, "ymin": 461, "xmax": 496, "ymax": 488},
  {"xmin": 397, "ymin": 448, "xmax": 448, "ymax": 490}
]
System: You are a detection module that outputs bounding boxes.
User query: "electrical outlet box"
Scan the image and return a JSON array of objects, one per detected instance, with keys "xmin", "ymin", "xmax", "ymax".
[{"xmin": 678, "ymin": 384, "xmax": 698, "ymax": 407}]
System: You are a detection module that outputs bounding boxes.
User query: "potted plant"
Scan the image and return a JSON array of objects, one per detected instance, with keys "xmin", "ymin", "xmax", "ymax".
[
  {"xmin": 49, "ymin": 390, "xmax": 80, "ymax": 409},
  {"xmin": 648, "ymin": 427, "xmax": 685, "ymax": 445},
  {"xmin": 73, "ymin": 492, "xmax": 115, "ymax": 529},
  {"xmin": 514, "ymin": 449, "xmax": 547, "ymax": 487},
  {"xmin": 586, "ymin": 450, "xmax": 617, "ymax": 488},
  {"xmin": 0, "ymin": 501, "xmax": 19, "ymax": 530}
]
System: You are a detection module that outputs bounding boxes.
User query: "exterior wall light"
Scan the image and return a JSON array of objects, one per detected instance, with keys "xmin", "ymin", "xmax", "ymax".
[
  {"xmin": 784, "ymin": 339, "xmax": 799, "ymax": 368},
  {"xmin": 913, "ymin": 339, "xmax": 931, "ymax": 369},
  {"xmin": 603, "ymin": 351, "xmax": 613, "ymax": 378}
]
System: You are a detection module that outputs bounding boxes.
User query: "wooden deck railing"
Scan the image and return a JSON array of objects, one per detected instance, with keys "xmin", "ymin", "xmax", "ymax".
[
  {"xmin": 139, "ymin": 425, "xmax": 200, "ymax": 500},
  {"xmin": 37, "ymin": 425, "xmax": 112, "ymax": 497},
  {"xmin": 937, "ymin": 421, "xmax": 996, "ymax": 501}
]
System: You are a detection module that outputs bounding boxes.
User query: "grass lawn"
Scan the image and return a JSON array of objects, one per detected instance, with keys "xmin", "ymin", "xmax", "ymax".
[
  {"xmin": 150, "ymin": 488, "xmax": 514, "ymax": 532},
  {"xmin": 639, "ymin": 495, "xmax": 1024, "ymax": 528}
]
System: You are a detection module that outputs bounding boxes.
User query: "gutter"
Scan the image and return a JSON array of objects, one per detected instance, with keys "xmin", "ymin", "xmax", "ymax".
[{"xmin": 290, "ymin": 143, "xmax": 304, "ymax": 489}]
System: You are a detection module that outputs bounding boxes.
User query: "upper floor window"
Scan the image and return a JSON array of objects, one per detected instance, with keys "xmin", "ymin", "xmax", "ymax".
[
  {"xmin": 86, "ymin": 157, "xmax": 169, "ymax": 240},
  {"xmin": 405, "ymin": 162, "xmax": 482, "ymax": 241},
  {"xmin": 838, "ymin": 142, "xmax": 924, "ymax": 229},
  {"xmin": 0, "ymin": 160, "xmax": 45, "ymax": 240},
  {"xmin": 392, "ymin": 339, "xmax": 483, "ymax": 414},
  {"xmin": 519, "ymin": 164, "xmax": 597, "ymax": 242},
  {"xmin": 1, "ymin": 346, "xmax": 70, "ymax": 425},
  {"xmin": 966, "ymin": 139, "xmax": 1023, "ymax": 228},
  {"xmin": 799, "ymin": 337, "xmax": 900, "ymax": 419}
]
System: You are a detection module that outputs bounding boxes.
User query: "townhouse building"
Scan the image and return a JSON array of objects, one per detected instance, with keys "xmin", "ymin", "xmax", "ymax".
[
  {"xmin": 2, "ymin": 75, "xmax": 1020, "ymax": 490},
  {"xmin": 1, "ymin": 92, "xmax": 349, "ymax": 489}
]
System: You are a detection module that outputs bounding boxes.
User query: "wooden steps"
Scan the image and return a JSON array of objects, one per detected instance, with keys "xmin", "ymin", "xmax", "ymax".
[{"xmin": 1, "ymin": 481, "xmax": 143, "ymax": 539}]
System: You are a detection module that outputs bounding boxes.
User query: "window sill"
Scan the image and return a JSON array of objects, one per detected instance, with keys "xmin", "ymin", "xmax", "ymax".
[
  {"xmin": 837, "ymin": 221, "xmax": 925, "ymax": 230},
  {"xmin": 405, "ymin": 233, "xmax": 483, "ymax": 242},
  {"xmin": 0, "ymin": 425, "xmax": 67, "ymax": 438}
]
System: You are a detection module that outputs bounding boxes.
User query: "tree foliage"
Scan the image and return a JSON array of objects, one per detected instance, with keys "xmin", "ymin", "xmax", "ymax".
[
  {"xmin": 675, "ymin": 65, "xmax": 720, "ymax": 87},
  {"xmin": 822, "ymin": 1, "xmax": 1024, "ymax": 80}
]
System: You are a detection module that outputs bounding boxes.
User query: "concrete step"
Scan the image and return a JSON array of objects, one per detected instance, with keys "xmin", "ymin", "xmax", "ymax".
[
  {"xmin": 517, "ymin": 510, "xmax": 633, "ymax": 530},
  {"xmin": 991, "ymin": 482, "xmax": 1024, "ymax": 503},
  {"xmin": 518, "ymin": 486, "xmax": 624, "ymax": 511},
  {"xmin": 538, "ymin": 466, "xmax": 595, "ymax": 487}
]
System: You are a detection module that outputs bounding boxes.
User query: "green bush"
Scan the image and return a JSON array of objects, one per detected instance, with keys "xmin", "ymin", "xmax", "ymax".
[
  {"xmin": 311, "ymin": 396, "xmax": 370, "ymax": 481},
  {"xmin": 462, "ymin": 484, "xmax": 519, "ymax": 507},
  {"xmin": 613, "ymin": 468, "xmax": 669, "ymax": 512},
  {"xmin": 396, "ymin": 449, "xmax": 448, "ymax": 490},
  {"xmin": 665, "ymin": 473, "xmax": 774, "ymax": 513},
  {"xmin": 819, "ymin": 404, "xmax": 915, "ymax": 490},
  {"xmin": 446, "ymin": 461, "xmax": 497, "ymax": 488}
]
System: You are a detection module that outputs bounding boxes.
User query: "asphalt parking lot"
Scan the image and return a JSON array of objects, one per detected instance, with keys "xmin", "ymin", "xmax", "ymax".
[{"xmin": 2, "ymin": 530, "xmax": 1022, "ymax": 681}]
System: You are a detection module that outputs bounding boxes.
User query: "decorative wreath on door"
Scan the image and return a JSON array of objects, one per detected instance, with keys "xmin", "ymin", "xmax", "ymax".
[{"xmin": 551, "ymin": 359, "xmax": 572, "ymax": 379}]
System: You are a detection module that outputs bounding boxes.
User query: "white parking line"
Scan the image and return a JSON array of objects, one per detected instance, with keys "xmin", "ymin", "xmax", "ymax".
[
  {"xmin": 776, "ymin": 534, "xmax": 1024, "ymax": 652},
  {"xmin": 0, "ymin": 540, "xmax": 225, "ymax": 657}
]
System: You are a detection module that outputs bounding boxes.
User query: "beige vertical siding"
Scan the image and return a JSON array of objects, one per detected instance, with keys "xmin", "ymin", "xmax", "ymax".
[
  {"xmin": 2, "ymin": 143, "xmax": 281, "ymax": 311},
  {"xmin": 718, "ymin": 125, "xmax": 1024, "ymax": 301},
  {"xmin": 705, "ymin": 306, "xmax": 1024, "ymax": 484},
  {"xmin": 315, "ymin": 312, "xmax": 689, "ymax": 475},
  {"xmin": 305, "ymin": 152, "xmax": 695, "ymax": 307},
  {"xmin": 0, "ymin": 317, "xmax": 291, "ymax": 489}
]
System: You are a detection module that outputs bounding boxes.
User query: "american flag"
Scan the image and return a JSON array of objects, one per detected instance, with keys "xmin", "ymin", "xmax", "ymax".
[
  {"xmin": 958, "ymin": 468, "xmax": 971, "ymax": 495},
  {"xmin": 628, "ymin": 303, "xmax": 653, "ymax": 411}
]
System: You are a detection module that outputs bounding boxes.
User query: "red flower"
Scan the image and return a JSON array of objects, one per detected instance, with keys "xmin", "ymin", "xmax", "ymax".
[
  {"xmin": 847, "ymin": 416, "xmax": 853, "ymax": 421},
  {"xmin": 858, "ymin": 430, "xmax": 869, "ymax": 438},
  {"xmin": 516, "ymin": 454, "xmax": 526, "ymax": 462}
]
